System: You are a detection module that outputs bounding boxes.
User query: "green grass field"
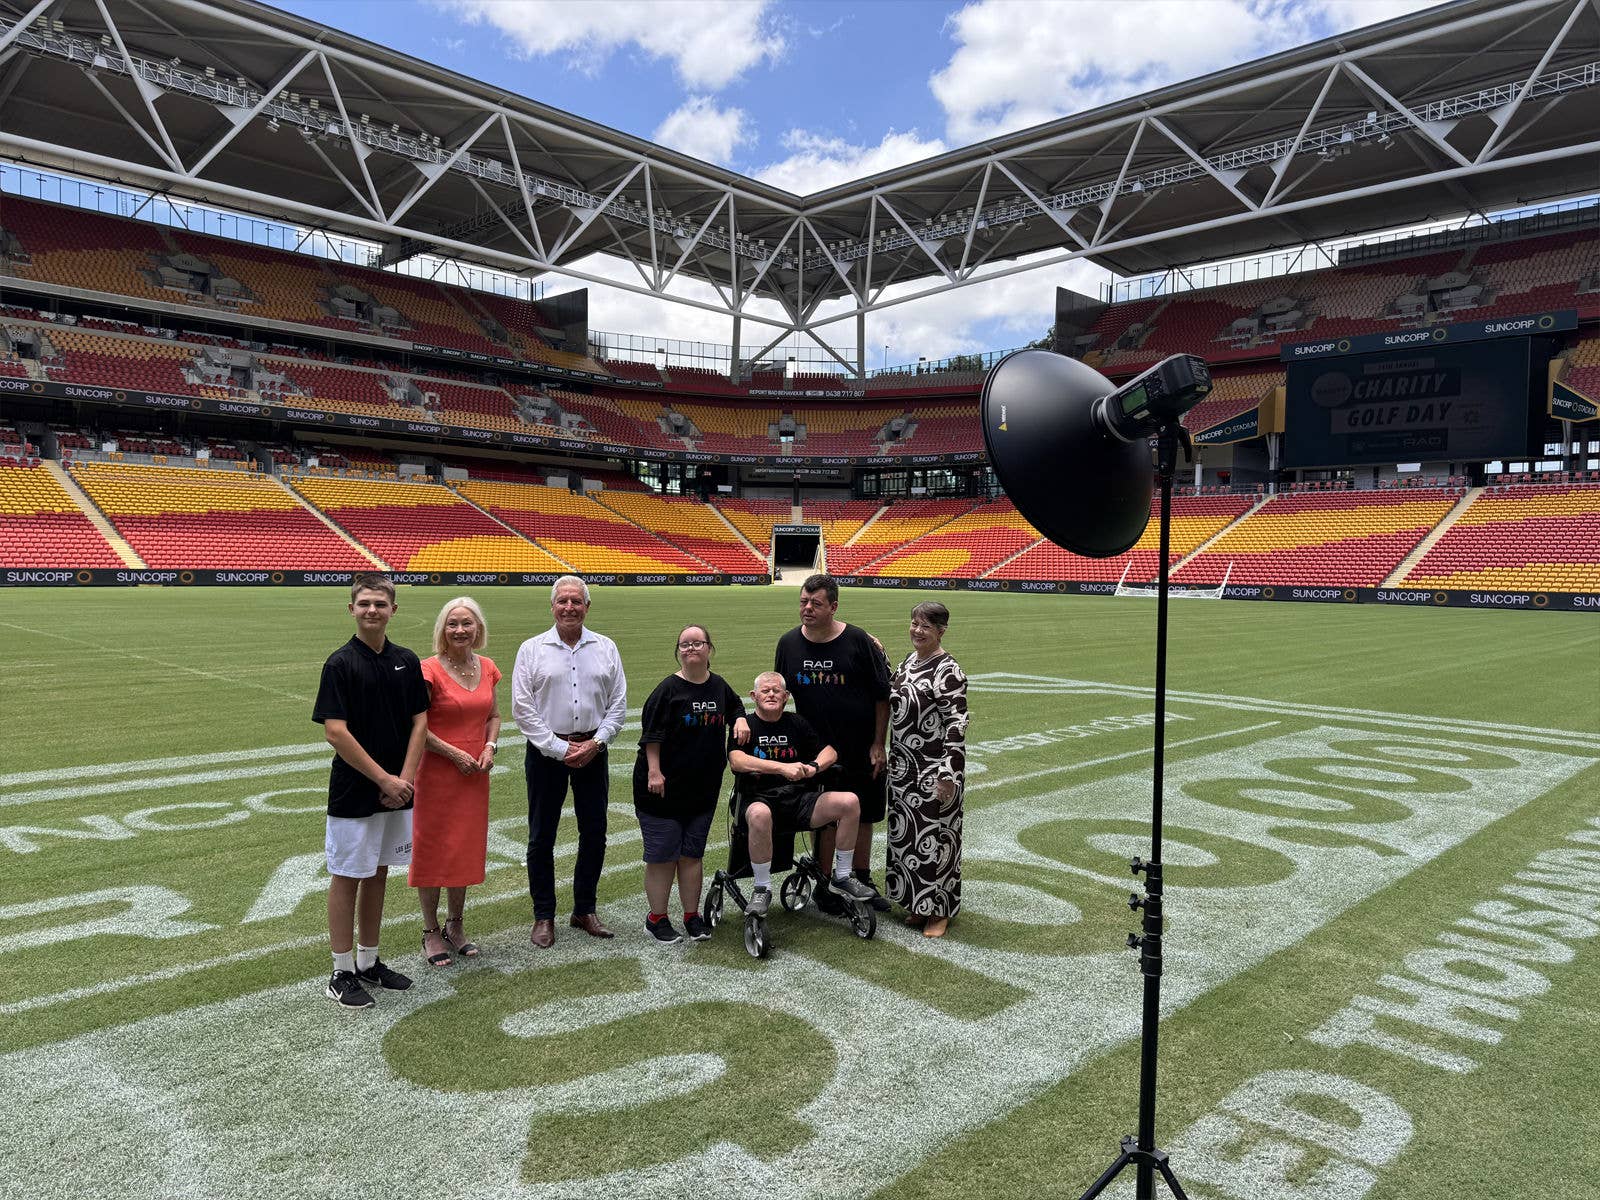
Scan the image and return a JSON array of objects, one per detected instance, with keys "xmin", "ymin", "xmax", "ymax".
[{"xmin": 2, "ymin": 585, "xmax": 1597, "ymax": 1200}]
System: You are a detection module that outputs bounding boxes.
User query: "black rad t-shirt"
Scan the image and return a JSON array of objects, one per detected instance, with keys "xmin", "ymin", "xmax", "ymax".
[
  {"xmin": 773, "ymin": 623, "xmax": 889, "ymax": 767},
  {"xmin": 312, "ymin": 635, "xmax": 429, "ymax": 819},
  {"xmin": 633, "ymin": 671, "xmax": 746, "ymax": 818},
  {"xmin": 735, "ymin": 712, "xmax": 822, "ymax": 797}
]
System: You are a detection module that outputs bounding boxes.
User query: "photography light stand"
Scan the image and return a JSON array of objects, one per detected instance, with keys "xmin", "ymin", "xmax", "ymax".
[
  {"xmin": 1076, "ymin": 418, "xmax": 1193, "ymax": 1200},
  {"xmin": 978, "ymin": 350, "xmax": 1214, "ymax": 1200}
]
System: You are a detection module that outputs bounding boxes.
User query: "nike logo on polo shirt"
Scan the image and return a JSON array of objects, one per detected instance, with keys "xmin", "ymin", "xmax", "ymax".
[{"xmin": 394, "ymin": 665, "xmax": 406, "ymax": 671}]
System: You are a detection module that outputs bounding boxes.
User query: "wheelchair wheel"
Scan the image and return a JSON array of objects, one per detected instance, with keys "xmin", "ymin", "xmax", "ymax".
[
  {"xmin": 743, "ymin": 913, "xmax": 770, "ymax": 959},
  {"xmin": 780, "ymin": 871, "xmax": 810, "ymax": 913},
  {"xmin": 703, "ymin": 884, "xmax": 724, "ymax": 929},
  {"xmin": 847, "ymin": 900, "xmax": 876, "ymax": 940}
]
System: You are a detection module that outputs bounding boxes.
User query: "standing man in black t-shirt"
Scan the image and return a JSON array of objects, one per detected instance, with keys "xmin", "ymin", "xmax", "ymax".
[
  {"xmin": 312, "ymin": 573, "xmax": 430, "ymax": 1009},
  {"xmin": 773, "ymin": 573, "xmax": 891, "ymax": 911}
]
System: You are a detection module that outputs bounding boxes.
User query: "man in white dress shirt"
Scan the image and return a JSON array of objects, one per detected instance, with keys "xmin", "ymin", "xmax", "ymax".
[{"xmin": 512, "ymin": 576, "xmax": 627, "ymax": 947}]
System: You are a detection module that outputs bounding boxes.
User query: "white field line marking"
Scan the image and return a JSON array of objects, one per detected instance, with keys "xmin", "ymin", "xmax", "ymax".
[
  {"xmin": 0, "ymin": 721, "xmax": 1286, "ymax": 1017},
  {"xmin": 0, "ymin": 714, "xmax": 642, "ymax": 790},
  {"xmin": 0, "ymin": 619, "xmax": 315, "ymax": 704},
  {"xmin": 966, "ymin": 721, "xmax": 1280, "ymax": 792},
  {"xmin": 0, "ymin": 826, "xmax": 678, "ymax": 1017},
  {"xmin": 967, "ymin": 673, "xmax": 1600, "ymax": 750}
]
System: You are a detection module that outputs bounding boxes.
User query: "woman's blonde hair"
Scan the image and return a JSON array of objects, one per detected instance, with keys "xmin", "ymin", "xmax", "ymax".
[{"xmin": 432, "ymin": 596, "xmax": 488, "ymax": 656}]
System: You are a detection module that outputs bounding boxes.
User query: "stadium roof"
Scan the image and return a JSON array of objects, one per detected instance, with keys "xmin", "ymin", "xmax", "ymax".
[{"xmin": 0, "ymin": 0, "xmax": 1596, "ymax": 367}]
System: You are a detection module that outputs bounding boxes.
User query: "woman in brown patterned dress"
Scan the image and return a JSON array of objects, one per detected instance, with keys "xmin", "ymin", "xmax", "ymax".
[{"xmin": 885, "ymin": 601, "xmax": 969, "ymax": 938}]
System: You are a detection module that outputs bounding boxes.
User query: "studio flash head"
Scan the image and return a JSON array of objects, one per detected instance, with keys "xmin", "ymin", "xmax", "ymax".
[{"xmin": 1092, "ymin": 354, "xmax": 1213, "ymax": 443}]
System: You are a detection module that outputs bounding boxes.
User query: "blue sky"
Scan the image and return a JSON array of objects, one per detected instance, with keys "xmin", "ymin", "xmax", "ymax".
[{"xmin": 270, "ymin": 0, "xmax": 1441, "ymax": 367}]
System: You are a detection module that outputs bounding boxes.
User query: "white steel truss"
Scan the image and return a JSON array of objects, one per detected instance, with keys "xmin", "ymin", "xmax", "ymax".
[{"xmin": 0, "ymin": 0, "xmax": 1595, "ymax": 370}]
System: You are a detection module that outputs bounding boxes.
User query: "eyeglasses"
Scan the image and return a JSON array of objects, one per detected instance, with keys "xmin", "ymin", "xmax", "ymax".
[
  {"xmin": 910, "ymin": 621, "xmax": 941, "ymax": 632},
  {"xmin": 677, "ymin": 640, "xmax": 709, "ymax": 651}
]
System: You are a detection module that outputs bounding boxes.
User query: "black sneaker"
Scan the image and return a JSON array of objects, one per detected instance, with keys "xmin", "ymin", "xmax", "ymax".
[
  {"xmin": 646, "ymin": 915, "xmax": 683, "ymax": 945},
  {"xmin": 682, "ymin": 913, "xmax": 712, "ymax": 941},
  {"xmin": 854, "ymin": 870, "xmax": 892, "ymax": 912},
  {"xmin": 356, "ymin": 958, "xmax": 413, "ymax": 991},
  {"xmin": 748, "ymin": 887, "xmax": 772, "ymax": 919},
  {"xmin": 326, "ymin": 969, "xmax": 374, "ymax": 1009}
]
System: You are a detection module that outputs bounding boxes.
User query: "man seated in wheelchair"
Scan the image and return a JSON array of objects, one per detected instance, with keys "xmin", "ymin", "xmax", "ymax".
[{"xmin": 728, "ymin": 672, "xmax": 879, "ymax": 919}]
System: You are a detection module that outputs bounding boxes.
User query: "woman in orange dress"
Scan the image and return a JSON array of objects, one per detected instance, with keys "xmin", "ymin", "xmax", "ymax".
[{"xmin": 412, "ymin": 596, "xmax": 501, "ymax": 966}]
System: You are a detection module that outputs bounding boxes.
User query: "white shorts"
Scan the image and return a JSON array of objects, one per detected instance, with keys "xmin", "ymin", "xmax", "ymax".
[{"xmin": 325, "ymin": 809, "xmax": 413, "ymax": 878}]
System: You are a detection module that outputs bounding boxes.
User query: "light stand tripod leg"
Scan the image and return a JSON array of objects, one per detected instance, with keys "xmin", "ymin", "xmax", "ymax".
[{"xmin": 1077, "ymin": 421, "xmax": 1191, "ymax": 1200}]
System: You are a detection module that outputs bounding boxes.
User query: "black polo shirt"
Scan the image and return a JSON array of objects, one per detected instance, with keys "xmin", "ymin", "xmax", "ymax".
[{"xmin": 312, "ymin": 635, "xmax": 429, "ymax": 819}]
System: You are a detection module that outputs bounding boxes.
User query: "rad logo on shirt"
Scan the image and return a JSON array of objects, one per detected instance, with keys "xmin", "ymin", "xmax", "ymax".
[
  {"xmin": 753, "ymin": 732, "xmax": 800, "ymax": 761},
  {"xmin": 797, "ymin": 659, "xmax": 844, "ymax": 686},
  {"xmin": 682, "ymin": 701, "xmax": 726, "ymax": 728}
]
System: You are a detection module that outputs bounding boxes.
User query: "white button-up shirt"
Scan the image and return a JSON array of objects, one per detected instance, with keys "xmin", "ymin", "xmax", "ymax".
[{"xmin": 511, "ymin": 624, "xmax": 627, "ymax": 759}]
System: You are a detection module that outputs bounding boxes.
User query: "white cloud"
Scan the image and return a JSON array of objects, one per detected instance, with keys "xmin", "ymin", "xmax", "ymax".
[
  {"xmin": 1316, "ymin": 0, "xmax": 1446, "ymax": 31},
  {"xmin": 754, "ymin": 128, "xmax": 948, "ymax": 195},
  {"xmin": 653, "ymin": 97, "xmax": 754, "ymax": 166},
  {"xmin": 438, "ymin": 0, "xmax": 784, "ymax": 91},
  {"xmin": 931, "ymin": 0, "xmax": 1315, "ymax": 143}
]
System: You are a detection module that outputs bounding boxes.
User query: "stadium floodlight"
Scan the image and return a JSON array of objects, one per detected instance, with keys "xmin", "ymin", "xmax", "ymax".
[{"xmin": 981, "ymin": 349, "xmax": 1214, "ymax": 1200}]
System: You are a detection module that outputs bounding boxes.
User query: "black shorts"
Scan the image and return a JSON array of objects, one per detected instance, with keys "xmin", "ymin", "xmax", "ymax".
[
  {"xmin": 635, "ymin": 806, "xmax": 714, "ymax": 863},
  {"xmin": 828, "ymin": 761, "xmax": 886, "ymax": 823},
  {"xmin": 737, "ymin": 783, "xmax": 823, "ymax": 833}
]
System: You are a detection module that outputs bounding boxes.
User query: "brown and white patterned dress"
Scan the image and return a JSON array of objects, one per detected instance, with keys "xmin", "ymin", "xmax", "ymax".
[{"xmin": 885, "ymin": 650, "xmax": 969, "ymax": 918}]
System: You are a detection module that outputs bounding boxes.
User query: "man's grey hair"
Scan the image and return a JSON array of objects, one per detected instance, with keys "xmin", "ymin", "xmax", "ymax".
[
  {"xmin": 752, "ymin": 670, "xmax": 786, "ymax": 691},
  {"xmin": 551, "ymin": 575, "xmax": 591, "ymax": 603}
]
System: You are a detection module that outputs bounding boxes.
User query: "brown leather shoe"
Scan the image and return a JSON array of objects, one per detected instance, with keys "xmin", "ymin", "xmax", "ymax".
[
  {"xmin": 569, "ymin": 912, "xmax": 614, "ymax": 939},
  {"xmin": 529, "ymin": 918, "xmax": 555, "ymax": 948}
]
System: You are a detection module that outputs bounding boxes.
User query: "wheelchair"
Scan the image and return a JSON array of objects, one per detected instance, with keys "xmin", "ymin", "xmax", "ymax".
[{"xmin": 701, "ymin": 785, "xmax": 877, "ymax": 958}]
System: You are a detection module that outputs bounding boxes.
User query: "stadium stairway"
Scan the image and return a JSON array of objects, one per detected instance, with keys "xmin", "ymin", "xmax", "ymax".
[
  {"xmin": 44, "ymin": 460, "xmax": 145, "ymax": 567},
  {"xmin": 1382, "ymin": 487, "xmax": 1481, "ymax": 586},
  {"xmin": 274, "ymin": 475, "xmax": 388, "ymax": 569},
  {"xmin": 979, "ymin": 536, "xmax": 1045, "ymax": 577},
  {"xmin": 450, "ymin": 489, "xmax": 580, "ymax": 572},
  {"xmin": 840, "ymin": 505, "xmax": 889, "ymax": 546},
  {"xmin": 707, "ymin": 504, "xmax": 769, "ymax": 567},
  {"xmin": 1167, "ymin": 493, "xmax": 1271, "ymax": 576}
]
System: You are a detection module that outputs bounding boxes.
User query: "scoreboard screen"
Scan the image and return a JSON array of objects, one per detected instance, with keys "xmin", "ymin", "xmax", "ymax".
[{"xmin": 1284, "ymin": 339, "xmax": 1532, "ymax": 468}]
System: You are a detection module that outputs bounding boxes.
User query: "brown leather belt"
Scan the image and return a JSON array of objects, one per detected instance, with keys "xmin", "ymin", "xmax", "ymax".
[{"xmin": 559, "ymin": 730, "xmax": 597, "ymax": 743}]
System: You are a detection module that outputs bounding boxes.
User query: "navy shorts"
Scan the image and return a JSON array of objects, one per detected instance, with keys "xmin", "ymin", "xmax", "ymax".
[{"xmin": 636, "ymin": 807, "xmax": 715, "ymax": 863}]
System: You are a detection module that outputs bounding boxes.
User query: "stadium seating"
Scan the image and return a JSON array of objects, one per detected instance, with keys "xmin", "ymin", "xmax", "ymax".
[
  {"xmin": 718, "ymin": 497, "xmax": 790, "ymax": 551},
  {"xmin": 801, "ymin": 500, "xmax": 882, "ymax": 555},
  {"xmin": 826, "ymin": 499, "xmax": 976, "ymax": 574},
  {"xmin": 1173, "ymin": 488, "xmax": 1461, "ymax": 587},
  {"xmin": 1400, "ymin": 483, "xmax": 1600, "ymax": 593},
  {"xmin": 1181, "ymin": 367, "xmax": 1284, "ymax": 435},
  {"xmin": 290, "ymin": 477, "xmax": 564, "ymax": 571},
  {"xmin": 994, "ymin": 494, "xmax": 1256, "ymax": 581},
  {"xmin": 1563, "ymin": 333, "xmax": 1600, "ymax": 401},
  {"xmin": 44, "ymin": 329, "xmax": 205, "ymax": 396},
  {"xmin": 858, "ymin": 498, "xmax": 1040, "ymax": 578},
  {"xmin": 70, "ymin": 462, "xmax": 372, "ymax": 569},
  {"xmin": 455, "ymin": 481, "xmax": 704, "ymax": 573},
  {"xmin": 0, "ymin": 462, "xmax": 122, "ymax": 566},
  {"xmin": 594, "ymin": 491, "xmax": 767, "ymax": 572}
]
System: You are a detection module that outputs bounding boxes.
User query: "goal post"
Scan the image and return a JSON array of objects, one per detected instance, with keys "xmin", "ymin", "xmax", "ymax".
[{"xmin": 1113, "ymin": 559, "xmax": 1231, "ymax": 600}]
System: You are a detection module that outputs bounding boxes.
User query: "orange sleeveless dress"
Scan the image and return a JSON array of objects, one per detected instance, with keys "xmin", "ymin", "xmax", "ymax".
[{"xmin": 410, "ymin": 655, "xmax": 500, "ymax": 887}]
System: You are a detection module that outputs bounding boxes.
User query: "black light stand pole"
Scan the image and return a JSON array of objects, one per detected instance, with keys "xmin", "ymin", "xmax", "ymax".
[{"xmin": 1078, "ymin": 419, "xmax": 1192, "ymax": 1200}]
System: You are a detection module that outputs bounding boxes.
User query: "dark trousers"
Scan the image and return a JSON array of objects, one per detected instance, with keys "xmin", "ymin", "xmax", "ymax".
[{"xmin": 525, "ymin": 743, "xmax": 609, "ymax": 920}]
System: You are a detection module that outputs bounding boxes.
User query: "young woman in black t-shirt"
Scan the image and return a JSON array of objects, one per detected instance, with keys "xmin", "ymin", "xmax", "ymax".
[{"xmin": 633, "ymin": 624, "xmax": 750, "ymax": 944}]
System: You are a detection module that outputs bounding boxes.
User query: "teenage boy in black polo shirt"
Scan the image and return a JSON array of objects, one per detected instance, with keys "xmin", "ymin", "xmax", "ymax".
[
  {"xmin": 773, "ymin": 573, "xmax": 891, "ymax": 911},
  {"xmin": 312, "ymin": 573, "xmax": 429, "ymax": 1009},
  {"xmin": 728, "ymin": 672, "xmax": 876, "ymax": 918}
]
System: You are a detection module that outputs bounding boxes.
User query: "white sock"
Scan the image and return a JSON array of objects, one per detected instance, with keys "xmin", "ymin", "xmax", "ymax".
[
  {"xmin": 833, "ymin": 849, "xmax": 854, "ymax": 879},
  {"xmin": 355, "ymin": 943, "xmax": 378, "ymax": 971},
  {"xmin": 332, "ymin": 950, "xmax": 355, "ymax": 974},
  {"xmin": 753, "ymin": 861, "xmax": 771, "ymax": 890}
]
